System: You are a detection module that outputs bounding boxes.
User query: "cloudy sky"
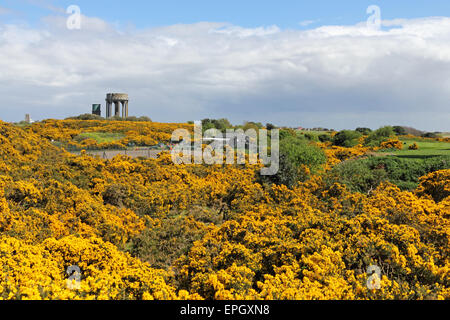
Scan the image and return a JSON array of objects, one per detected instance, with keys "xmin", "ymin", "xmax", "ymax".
[{"xmin": 0, "ymin": 0, "xmax": 449, "ymax": 131}]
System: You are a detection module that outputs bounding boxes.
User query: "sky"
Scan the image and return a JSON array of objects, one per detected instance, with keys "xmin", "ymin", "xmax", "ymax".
[{"xmin": 0, "ymin": 0, "xmax": 449, "ymax": 131}]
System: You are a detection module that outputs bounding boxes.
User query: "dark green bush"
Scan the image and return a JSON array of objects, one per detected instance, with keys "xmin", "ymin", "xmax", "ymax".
[
  {"xmin": 258, "ymin": 135, "xmax": 327, "ymax": 188},
  {"xmin": 332, "ymin": 130, "xmax": 362, "ymax": 147},
  {"xmin": 325, "ymin": 155, "xmax": 450, "ymax": 193},
  {"xmin": 356, "ymin": 127, "xmax": 373, "ymax": 135},
  {"xmin": 318, "ymin": 134, "xmax": 332, "ymax": 143},
  {"xmin": 130, "ymin": 212, "xmax": 211, "ymax": 270},
  {"xmin": 364, "ymin": 126, "xmax": 396, "ymax": 147},
  {"xmin": 393, "ymin": 126, "xmax": 407, "ymax": 136},
  {"xmin": 280, "ymin": 136, "xmax": 327, "ymax": 173},
  {"xmin": 421, "ymin": 132, "xmax": 439, "ymax": 138},
  {"xmin": 257, "ymin": 153, "xmax": 299, "ymax": 188},
  {"xmin": 102, "ymin": 184, "xmax": 130, "ymax": 207}
]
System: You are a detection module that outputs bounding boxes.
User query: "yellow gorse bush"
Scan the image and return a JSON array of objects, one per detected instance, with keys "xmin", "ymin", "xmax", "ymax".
[
  {"xmin": 0, "ymin": 120, "xmax": 448, "ymax": 300},
  {"xmin": 379, "ymin": 139, "xmax": 403, "ymax": 150},
  {"xmin": 29, "ymin": 119, "xmax": 193, "ymax": 150}
]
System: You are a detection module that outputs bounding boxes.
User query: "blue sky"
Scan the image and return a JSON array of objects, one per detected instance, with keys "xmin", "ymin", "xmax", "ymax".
[
  {"xmin": 3, "ymin": 0, "xmax": 450, "ymax": 30},
  {"xmin": 0, "ymin": 1, "xmax": 449, "ymax": 130}
]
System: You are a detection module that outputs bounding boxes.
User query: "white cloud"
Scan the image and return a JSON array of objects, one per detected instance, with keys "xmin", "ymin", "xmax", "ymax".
[
  {"xmin": 0, "ymin": 15, "xmax": 449, "ymax": 131},
  {"xmin": 299, "ymin": 19, "xmax": 319, "ymax": 27},
  {"xmin": 210, "ymin": 25, "xmax": 281, "ymax": 37}
]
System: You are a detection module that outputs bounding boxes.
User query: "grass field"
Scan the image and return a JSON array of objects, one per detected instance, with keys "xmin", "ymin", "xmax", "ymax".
[
  {"xmin": 75, "ymin": 132, "xmax": 125, "ymax": 144},
  {"xmin": 386, "ymin": 138, "xmax": 450, "ymax": 158}
]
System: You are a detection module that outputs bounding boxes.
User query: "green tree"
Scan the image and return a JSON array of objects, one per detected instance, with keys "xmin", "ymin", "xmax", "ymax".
[
  {"xmin": 332, "ymin": 130, "xmax": 362, "ymax": 147},
  {"xmin": 393, "ymin": 126, "xmax": 407, "ymax": 136},
  {"xmin": 257, "ymin": 153, "xmax": 299, "ymax": 188},
  {"xmin": 280, "ymin": 136, "xmax": 327, "ymax": 173},
  {"xmin": 364, "ymin": 126, "xmax": 395, "ymax": 147},
  {"xmin": 201, "ymin": 118, "xmax": 233, "ymax": 132},
  {"xmin": 242, "ymin": 121, "xmax": 263, "ymax": 132},
  {"xmin": 356, "ymin": 127, "xmax": 372, "ymax": 135}
]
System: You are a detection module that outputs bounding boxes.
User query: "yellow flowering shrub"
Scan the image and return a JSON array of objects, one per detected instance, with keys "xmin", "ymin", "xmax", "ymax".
[
  {"xmin": 416, "ymin": 169, "xmax": 450, "ymax": 202},
  {"xmin": 379, "ymin": 139, "xmax": 403, "ymax": 150},
  {"xmin": 409, "ymin": 143, "xmax": 419, "ymax": 150},
  {"xmin": 0, "ymin": 120, "xmax": 448, "ymax": 300},
  {"xmin": 323, "ymin": 145, "xmax": 368, "ymax": 169},
  {"xmin": 0, "ymin": 235, "xmax": 177, "ymax": 300},
  {"xmin": 30, "ymin": 119, "xmax": 193, "ymax": 150}
]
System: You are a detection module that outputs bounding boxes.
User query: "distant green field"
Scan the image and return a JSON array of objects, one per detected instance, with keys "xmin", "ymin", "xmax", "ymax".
[
  {"xmin": 386, "ymin": 138, "xmax": 450, "ymax": 158},
  {"xmin": 14, "ymin": 122, "xmax": 32, "ymax": 128},
  {"xmin": 75, "ymin": 132, "xmax": 125, "ymax": 144}
]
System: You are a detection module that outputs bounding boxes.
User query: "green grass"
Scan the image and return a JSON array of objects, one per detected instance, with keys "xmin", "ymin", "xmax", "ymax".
[
  {"xmin": 75, "ymin": 132, "xmax": 125, "ymax": 144},
  {"xmin": 14, "ymin": 122, "xmax": 32, "ymax": 128},
  {"xmin": 385, "ymin": 138, "xmax": 450, "ymax": 159},
  {"xmin": 296, "ymin": 130, "xmax": 333, "ymax": 141}
]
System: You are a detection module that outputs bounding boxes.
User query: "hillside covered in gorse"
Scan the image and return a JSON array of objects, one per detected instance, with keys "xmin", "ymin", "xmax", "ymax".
[{"xmin": 0, "ymin": 120, "xmax": 449, "ymax": 300}]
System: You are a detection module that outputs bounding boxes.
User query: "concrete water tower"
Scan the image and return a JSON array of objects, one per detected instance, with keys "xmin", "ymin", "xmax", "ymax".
[{"xmin": 105, "ymin": 93, "xmax": 129, "ymax": 118}]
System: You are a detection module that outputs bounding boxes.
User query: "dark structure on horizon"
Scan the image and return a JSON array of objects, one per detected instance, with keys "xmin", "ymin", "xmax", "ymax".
[
  {"xmin": 106, "ymin": 93, "xmax": 129, "ymax": 119},
  {"xmin": 92, "ymin": 104, "xmax": 101, "ymax": 116}
]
